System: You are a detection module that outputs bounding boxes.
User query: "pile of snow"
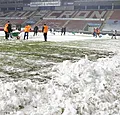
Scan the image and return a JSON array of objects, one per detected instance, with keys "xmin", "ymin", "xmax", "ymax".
[
  {"xmin": 0, "ymin": 30, "xmax": 120, "ymax": 114},
  {"xmin": 51, "ymin": 55, "xmax": 120, "ymax": 115},
  {"xmin": 0, "ymin": 54, "xmax": 120, "ymax": 115}
]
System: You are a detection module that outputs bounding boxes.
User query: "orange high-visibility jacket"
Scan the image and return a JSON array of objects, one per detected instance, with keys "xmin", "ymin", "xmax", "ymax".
[
  {"xmin": 24, "ymin": 25, "xmax": 31, "ymax": 32},
  {"xmin": 96, "ymin": 28, "xmax": 100, "ymax": 34},
  {"xmin": 97, "ymin": 29, "xmax": 100, "ymax": 34},
  {"xmin": 4, "ymin": 23, "xmax": 9, "ymax": 32},
  {"xmin": 43, "ymin": 25, "xmax": 48, "ymax": 33}
]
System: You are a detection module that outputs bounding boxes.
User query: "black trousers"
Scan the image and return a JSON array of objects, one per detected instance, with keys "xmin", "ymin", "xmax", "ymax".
[
  {"xmin": 43, "ymin": 33, "xmax": 47, "ymax": 41},
  {"xmin": 24, "ymin": 32, "xmax": 29, "ymax": 39},
  {"xmin": 33, "ymin": 31, "xmax": 38, "ymax": 36},
  {"xmin": 4, "ymin": 31, "xmax": 9, "ymax": 39}
]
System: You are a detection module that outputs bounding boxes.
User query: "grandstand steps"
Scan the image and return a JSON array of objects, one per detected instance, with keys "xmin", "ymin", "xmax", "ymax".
[
  {"xmin": 28, "ymin": 11, "xmax": 37, "ymax": 19},
  {"xmin": 62, "ymin": 11, "xmax": 80, "ymax": 28},
  {"xmin": 32, "ymin": 11, "xmax": 51, "ymax": 26},
  {"xmin": 0, "ymin": 20, "xmax": 7, "ymax": 27},
  {"xmin": 63, "ymin": 20, "xmax": 70, "ymax": 28},
  {"xmin": 22, "ymin": 11, "xmax": 38, "ymax": 26},
  {"xmin": 32, "ymin": 11, "xmax": 49, "ymax": 20},
  {"xmin": 109, "ymin": 10, "xmax": 120, "ymax": 20},
  {"xmin": 43, "ymin": 11, "xmax": 51, "ymax": 18},
  {"xmin": 71, "ymin": 11, "xmax": 79, "ymax": 18},
  {"xmin": 35, "ymin": 20, "xmax": 43, "ymax": 26},
  {"xmin": 30, "ymin": 11, "xmax": 41, "ymax": 21},
  {"xmin": 100, "ymin": 11, "xmax": 114, "ymax": 31}
]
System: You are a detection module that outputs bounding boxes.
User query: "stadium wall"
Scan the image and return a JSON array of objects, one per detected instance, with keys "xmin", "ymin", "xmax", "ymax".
[{"xmin": 0, "ymin": 1, "xmax": 120, "ymax": 11}]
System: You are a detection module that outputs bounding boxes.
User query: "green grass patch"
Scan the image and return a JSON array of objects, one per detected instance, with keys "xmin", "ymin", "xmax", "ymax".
[{"xmin": 0, "ymin": 39, "xmax": 114, "ymax": 80}]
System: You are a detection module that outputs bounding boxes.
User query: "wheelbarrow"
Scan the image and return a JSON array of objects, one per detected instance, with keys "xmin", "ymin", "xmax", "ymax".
[{"xmin": 11, "ymin": 31, "xmax": 20, "ymax": 39}]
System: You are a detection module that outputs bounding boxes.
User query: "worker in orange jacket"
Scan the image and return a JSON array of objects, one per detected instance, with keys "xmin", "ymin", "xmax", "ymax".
[
  {"xmin": 4, "ymin": 21, "xmax": 12, "ymax": 40},
  {"xmin": 4, "ymin": 21, "xmax": 9, "ymax": 39},
  {"xmin": 42, "ymin": 24, "xmax": 48, "ymax": 41},
  {"xmin": 24, "ymin": 24, "xmax": 31, "ymax": 40},
  {"xmin": 96, "ymin": 28, "xmax": 100, "ymax": 37}
]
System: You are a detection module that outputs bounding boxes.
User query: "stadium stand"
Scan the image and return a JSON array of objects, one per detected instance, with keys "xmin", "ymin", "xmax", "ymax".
[
  {"xmin": 40, "ymin": 10, "xmax": 107, "ymax": 32},
  {"xmin": 0, "ymin": 19, "xmax": 6, "ymax": 26},
  {"xmin": 0, "ymin": 0, "xmax": 120, "ymax": 32},
  {"xmin": 43, "ymin": 10, "xmax": 107, "ymax": 19},
  {"xmin": 102, "ymin": 10, "xmax": 120, "ymax": 31},
  {"xmin": 0, "ymin": 10, "xmax": 117, "ymax": 32},
  {"xmin": 109, "ymin": 10, "xmax": 120, "ymax": 20},
  {"xmin": 0, "ymin": 11, "xmax": 15, "ymax": 17},
  {"xmin": 33, "ymin": 11, "xmax": 50, "ymax": 19},
  {"xmin": 65, "ymin": 20, "xmax": 103, "ymax": 32},
  {"xmin": 103, "ymin": 20, "xmax": 120, "ymax": 31},
  {"xmin": 36, "ymin": 19, "xmax": 67, "ymax": 30}
]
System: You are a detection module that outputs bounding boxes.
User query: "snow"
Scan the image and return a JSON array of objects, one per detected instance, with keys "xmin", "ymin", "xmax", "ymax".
[{"xmin": 0, "ymin": 31, "xmax": 120, "ymax": 115}]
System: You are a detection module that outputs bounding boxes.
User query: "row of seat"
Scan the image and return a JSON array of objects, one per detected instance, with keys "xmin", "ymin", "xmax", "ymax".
[
  {"xmin": 0, "ymin": 10, "xmax": 118, "ymax": 19},
  {"xmin": 0, "ymin": 10, "xmax": 120, "ymax": 31}
]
